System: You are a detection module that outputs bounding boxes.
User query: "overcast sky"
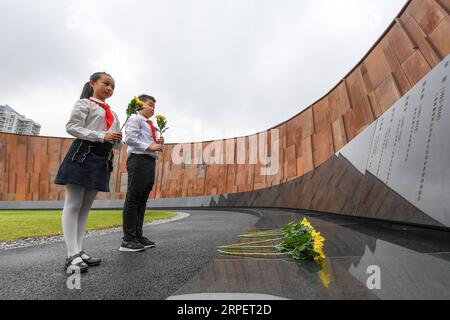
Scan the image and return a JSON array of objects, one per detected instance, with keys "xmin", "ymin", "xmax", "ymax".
[{"xmin": 1, "ymin": 0, "xmax": 407, "ymax": 143}]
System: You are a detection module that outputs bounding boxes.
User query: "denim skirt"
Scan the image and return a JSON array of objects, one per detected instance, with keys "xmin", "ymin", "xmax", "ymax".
[{"xmin": 55, "ymin": 139, "xmax": 114, "ymax": 192}]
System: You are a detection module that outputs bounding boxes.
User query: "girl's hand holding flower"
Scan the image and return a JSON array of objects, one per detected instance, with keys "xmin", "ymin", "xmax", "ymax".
[{"xmin": 104, "ymin": 132, "xmax": 122, "ymax": 142}]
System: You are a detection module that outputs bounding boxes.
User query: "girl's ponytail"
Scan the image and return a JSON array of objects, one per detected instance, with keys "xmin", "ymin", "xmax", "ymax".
[{"xmin": 80, "ymin": 81, "xmax": 94, "ymax": 99}]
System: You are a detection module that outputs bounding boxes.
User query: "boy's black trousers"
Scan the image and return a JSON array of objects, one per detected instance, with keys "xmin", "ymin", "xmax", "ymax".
[{"xmin": 122, "ymin": 153, "xmax": 156, "ymax": 242}]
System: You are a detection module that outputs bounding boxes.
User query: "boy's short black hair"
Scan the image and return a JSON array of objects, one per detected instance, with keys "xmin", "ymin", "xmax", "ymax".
[{"xmin": 138, "ymin": 94, "xmax": 156, "ymax": 103}]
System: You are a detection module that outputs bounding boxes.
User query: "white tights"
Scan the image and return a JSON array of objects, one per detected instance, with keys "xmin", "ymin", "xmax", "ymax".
[{"xmin": 62, "ymin": 184, "xmax": 98, "ymax": 258}]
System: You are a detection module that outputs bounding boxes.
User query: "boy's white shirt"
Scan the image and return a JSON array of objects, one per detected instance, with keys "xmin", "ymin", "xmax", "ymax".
[
  {"xmin": 65, "ymin": 97, "xmax": 122, "ymax": 149},
  {"xmin": 124, "ymin": 113, "xmax": 159, "ymax": 159}
]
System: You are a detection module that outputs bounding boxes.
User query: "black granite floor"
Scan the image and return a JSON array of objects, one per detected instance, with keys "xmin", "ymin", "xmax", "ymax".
[{"xmin": 168, "ymin": 209, "xmax": 450, "ymax": 300}]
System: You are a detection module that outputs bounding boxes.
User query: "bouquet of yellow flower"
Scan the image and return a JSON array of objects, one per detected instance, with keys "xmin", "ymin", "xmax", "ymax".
[
  {"xmin": 218, "ymin": 217, "xmax": 330, "ymax": 287},
  {"xmin": 155, "ymin": 114, "xmax": 169, "ymax": 135},
  {"xmin": 276, "ymin": 218, "xmax": 326, "ymax": 264},
  {"xmin": 217, "ymin": 217, "xmax": 326, "ymax": 265},
  {"xmin": 120, "ymin": 96, "xmax": 145, "ymax": 130}
]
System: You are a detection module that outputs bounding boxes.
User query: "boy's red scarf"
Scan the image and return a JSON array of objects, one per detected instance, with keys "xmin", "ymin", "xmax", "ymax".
[
  {"xmin": 88, "ymin": 98, "xmax": 114, "ymax": 131},
  {"xmin": 146, "ymin": 120, "xmax": 157, "ymax": 143}
]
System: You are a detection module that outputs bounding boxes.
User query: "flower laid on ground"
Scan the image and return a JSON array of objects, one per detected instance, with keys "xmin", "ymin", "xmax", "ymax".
[
  {"xmin": 155, "ymin": 114, "xmax": 169, "ymax": 135},
  {"xmin": 217, "ymin": 216, "xmax": 330, "ymax": 287},
  {"xmin": 120, "ymin": 96, "xmax": 145, "ymax": 130},
  {"xmin": 275, "ymin": 218, "xmax": 326, "ymax": 265},
  {"xmin": 217, "ymin": 217, "xmax": 326, "ymax": 264}
]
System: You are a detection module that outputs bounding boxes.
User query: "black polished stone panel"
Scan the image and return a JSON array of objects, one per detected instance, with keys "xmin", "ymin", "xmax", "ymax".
[{"xmin": 168, "ymin": 209, "xmax": 450, "ymax": 300}]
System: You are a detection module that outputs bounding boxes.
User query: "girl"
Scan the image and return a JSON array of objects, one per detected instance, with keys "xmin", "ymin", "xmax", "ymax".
[{"xmin": 55, "ymin": 72, "xmax": 122, "ymax": 274}]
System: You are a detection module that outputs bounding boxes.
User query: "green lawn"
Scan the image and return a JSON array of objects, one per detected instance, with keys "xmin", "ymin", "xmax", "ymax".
[{"xmin": 0, "ymin": 210, "xmax": 177, "ymax": 242}]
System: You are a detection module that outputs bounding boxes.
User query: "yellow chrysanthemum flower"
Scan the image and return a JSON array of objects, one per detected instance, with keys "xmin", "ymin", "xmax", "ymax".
[
  {"xmin": 135, "ymin": 97, "xmax": 144, "ymax": 106},
  {"xmin": 311, "ymin": 230, "xmax": 324, "ymax": 243},
  {"xmin": 311, "ymin": 229, "xmax": 326, "ymax": 261},
  {"xmin": 300, "ymin": 218, "xmax": 312, "ymax": 228},
  {"xmin": 156, "ymin": 114, "xmax": 166, "ymax": 121}
]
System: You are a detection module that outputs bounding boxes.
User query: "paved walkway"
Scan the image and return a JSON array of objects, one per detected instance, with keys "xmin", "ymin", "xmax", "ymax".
[
  {"xmin": 0, "ymin": 210, "xmax": 258, "ymax": 299},
  {"xmin": 1, "ymin": 208, "xmax": 449, "ymax": 300}
]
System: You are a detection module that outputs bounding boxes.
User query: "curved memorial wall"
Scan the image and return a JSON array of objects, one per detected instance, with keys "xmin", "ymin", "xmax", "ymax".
[{"xmin": 0, "ymin": 0, "xmax": 449, "ymax": 228}]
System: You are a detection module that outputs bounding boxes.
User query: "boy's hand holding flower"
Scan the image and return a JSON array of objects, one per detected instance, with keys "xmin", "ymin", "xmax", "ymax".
[{"xmin": 147, "ymin": 144, "xmax": 164, "ymax": 152}]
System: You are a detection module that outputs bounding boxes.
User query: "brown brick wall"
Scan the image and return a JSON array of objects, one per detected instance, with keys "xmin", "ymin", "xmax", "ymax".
[{"xmin": 0, "ymin": 0, "xmax": 448, "ymax": 201}]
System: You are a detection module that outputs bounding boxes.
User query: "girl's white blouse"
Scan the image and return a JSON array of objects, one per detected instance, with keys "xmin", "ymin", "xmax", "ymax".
[{"xmin": 65, "ymin": 98, "xmax": 122, "ymax": 148}]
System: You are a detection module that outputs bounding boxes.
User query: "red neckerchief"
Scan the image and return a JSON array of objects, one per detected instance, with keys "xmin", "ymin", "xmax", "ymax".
[
  {"xmin": 88, "ymin": 98, "xmax": 114, "ymax": 131},
  {"xmin": 146, "ymin": 119, "xmax": 157, "ymax": 143}
]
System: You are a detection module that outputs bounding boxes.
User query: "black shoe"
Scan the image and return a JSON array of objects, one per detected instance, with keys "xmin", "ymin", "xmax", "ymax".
[
  {"xmin": 79, "ymin": 250, "xmax": 102, "ymax": 267},
  {"xmin": 65, "ymin": 253, "xmax": 89, "ymax": 274},
  {"xmin": 119, "ymin": 240, "xmax": 146, "ymax": 252},
  {"xmin": 138, "ymin": 237, "xmax": 156, "ymax": 249}
]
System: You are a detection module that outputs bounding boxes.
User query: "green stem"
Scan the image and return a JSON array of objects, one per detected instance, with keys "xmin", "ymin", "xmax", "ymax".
[
  {"xmin": 218, "ymin": 250, "xmax": 288, "ymax": 257},
  {"xmin": 220, "ymin": 238, "xmax": 283, "ymax": 247},
  {"xmin": 242, "ymin": 231, "xmax": 283, "ymax": 235},
  {"xmin": 120, "ymin": 115, "xmax": 131, "ymax": 131},
  {"xmin": 120, "ymin": 108, "xmax": 143, "ymax": 131},
  {"xmin": 244, "ymin": 228, "xmax": 283, "ymax": 233},
  {"xmin": 240, "ymin": 233, "xmax": 284, "ymax": 238},
  {"xmin": 242, "ymin": 229, "xmax": 283, "ymax": 233},
  {"xmin": 217, "ymin": 245, "xmax": 277, "ymax": 250}
]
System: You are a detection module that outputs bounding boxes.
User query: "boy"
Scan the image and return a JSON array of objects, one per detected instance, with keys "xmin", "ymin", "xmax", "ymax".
[{"xmin": 119, "ymin": 95, "xmax": 164, "ymax": 252}]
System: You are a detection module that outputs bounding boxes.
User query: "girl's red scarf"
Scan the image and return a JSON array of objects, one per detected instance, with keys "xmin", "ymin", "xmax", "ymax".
[{"xmin": 88, "ymin": 98, "xmax": 114, "ymax": 131}]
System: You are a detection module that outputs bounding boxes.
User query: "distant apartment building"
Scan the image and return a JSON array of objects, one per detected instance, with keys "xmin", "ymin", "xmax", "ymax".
[{"xmin": 0, "ymin": 105, "xmax": 41, "ymax": 136}]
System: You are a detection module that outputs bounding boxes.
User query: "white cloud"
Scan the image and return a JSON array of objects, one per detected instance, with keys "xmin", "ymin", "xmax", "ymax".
[{"xmin": 0, "ymin": 0, "xmax": 408, "ymax": 142}]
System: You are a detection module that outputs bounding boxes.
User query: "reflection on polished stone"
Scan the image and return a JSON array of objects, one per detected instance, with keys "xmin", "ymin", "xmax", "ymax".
[
  {"xmin": 347, "ymin": 242, "xmax": 450, "ymax": 299},
  {"xmin": 168, "ymin": 209, "xmax": 450, "ymax": 300},
  {"xmin": 167, "ymin": 293, "xmax": 289, "ymax": 300}
]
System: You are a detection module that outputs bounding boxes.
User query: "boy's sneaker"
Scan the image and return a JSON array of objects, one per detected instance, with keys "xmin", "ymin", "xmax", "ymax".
[
  {"xmin": 138, "ymin": 237, "xmax": 156, "ymax": 248},
  {"xmin": 119, "ymin": 240, "xmax": 146, "ymax": 252}
]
